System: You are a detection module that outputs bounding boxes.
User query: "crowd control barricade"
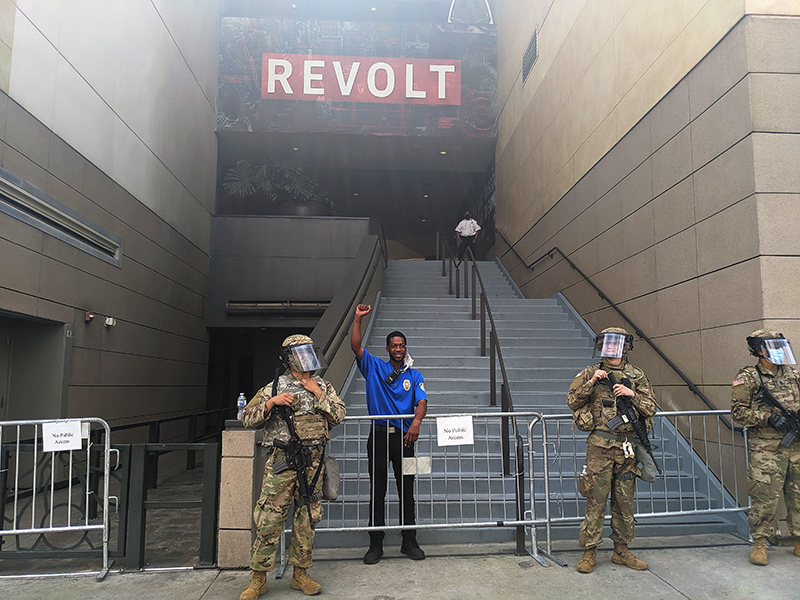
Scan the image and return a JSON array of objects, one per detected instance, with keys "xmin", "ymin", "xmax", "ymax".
[
  {"xmin": 0, "ymin": 418, "xmax": 115, "ymax": 578},
  {"xmin": 528, "ymin": 410, "xmax": 749, "ymax": 566},
  {"xmin": 278, "ymin": 411, "xmax": 543, "ymax": 572}
]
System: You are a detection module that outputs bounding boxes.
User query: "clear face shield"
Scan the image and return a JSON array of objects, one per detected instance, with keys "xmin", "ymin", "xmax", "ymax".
[
  {"xmin": 760, "ymin": 338, "xmax": 796, "ymax": 365},
  {"xmin": 593, "ymin": 333, "xmax": 629, "ymax": 359},
  {"xmin": 285, "ymin": 343, "xmax": 328, "ymax": 372}
]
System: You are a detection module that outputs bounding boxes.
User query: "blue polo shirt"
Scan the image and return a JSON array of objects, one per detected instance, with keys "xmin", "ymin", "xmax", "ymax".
[{"xmin": 357, "ymin": 348, "xmax": 427, "ymax": 432}]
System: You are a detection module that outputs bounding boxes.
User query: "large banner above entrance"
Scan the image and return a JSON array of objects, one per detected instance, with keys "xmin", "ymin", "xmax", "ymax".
[
  {"xmin": 218, "ymin": 17, "xmax": 496, "ymax": 138},
  {"xmin": 261, "ymin": 54, "xmax": 461, "ymax": 106}
]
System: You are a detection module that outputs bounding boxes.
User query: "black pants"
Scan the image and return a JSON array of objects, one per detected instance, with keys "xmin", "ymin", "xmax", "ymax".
[
  {"xmin": 366, "ymin": 425, "xmax": 416, "ymax": 540},
  {"xmin": 457, "ymin": 236, "xmax": 475, "ymax": 262}
]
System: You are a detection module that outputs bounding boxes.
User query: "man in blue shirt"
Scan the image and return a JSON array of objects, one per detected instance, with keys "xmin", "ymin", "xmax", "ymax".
[{"xmin": 351, "ymin": 303, "xmax": 428, "ymax": 564}]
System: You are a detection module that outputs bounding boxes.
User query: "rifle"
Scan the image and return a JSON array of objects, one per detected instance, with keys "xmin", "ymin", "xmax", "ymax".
[
  {"xmin": 602, "ymin": 372, "xmax": 662, "ymax": 475},
  {"xmin": 270, "ymin": 371, "xmax": 323, "ymax": 529},
  {"xmin": 754, "ymin": 385, "xmax": 800, "ymax": 447}
]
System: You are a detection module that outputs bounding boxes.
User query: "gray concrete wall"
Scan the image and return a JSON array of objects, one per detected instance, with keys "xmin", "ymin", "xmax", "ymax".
[
  {"xmin": 499, "ymin": 15, "xmax": 800, "ymax": 412},
  {"xmin": 0, "ymin": 91, "xmax": 210, "ymax": 425},
  {"xmin": 207, "ymin": 216, "xmax": 372, "ymax": 328}
]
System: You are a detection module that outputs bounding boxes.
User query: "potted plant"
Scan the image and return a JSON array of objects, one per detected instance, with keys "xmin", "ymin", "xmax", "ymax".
[{"xmin": 223, "ymin": 159, "xmax": 334, "ymax": 215}]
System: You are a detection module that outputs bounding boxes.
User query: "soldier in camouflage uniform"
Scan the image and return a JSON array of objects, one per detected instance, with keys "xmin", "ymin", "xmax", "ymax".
[
  {"xmin": 567, "ymin": 327, "xmax": 658, "ymax": 573},
  {"xmin": 239, "ymin": 335, "xmax": 346, "ymax": 599},
  {"xmin": 730, "ymin": 329, "xmax": 800, "ymax": 566}
]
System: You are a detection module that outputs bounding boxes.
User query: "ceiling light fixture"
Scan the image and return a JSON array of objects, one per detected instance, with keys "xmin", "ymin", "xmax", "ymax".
[
  {"xmin": 423, "ymin": 194, "xmax": 429, "ymax": 198},
  {"xmin": 439, "ymin": 150, "xmax": 447, "ymax": 155},
  {"xmin": 292, "ymin": 147, "xmax": 299, "ymax": 151}
]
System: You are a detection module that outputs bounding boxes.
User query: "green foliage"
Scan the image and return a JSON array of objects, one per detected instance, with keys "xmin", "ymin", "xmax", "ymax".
[{"xmin": 223, "ymin": 159, "xmax": 333, "ymax": 209}]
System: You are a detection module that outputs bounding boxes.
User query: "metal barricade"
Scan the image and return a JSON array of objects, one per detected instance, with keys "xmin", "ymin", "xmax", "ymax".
[
  {"xmin": 528, "ymin": 410, "xmax": 749, "ymax": 566},
  {"xmin": 277, "ymin": 411, "xmax": 540, "ymax": 571},
  {"xmin": 0, "ymin": 418, "xmax": 115, "ymax": 578}
]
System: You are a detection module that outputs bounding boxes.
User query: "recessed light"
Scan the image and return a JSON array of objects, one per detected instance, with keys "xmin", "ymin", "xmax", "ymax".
[
  {"xmin": 292, "ymin": 147, "xmax": 299, "ymax": 151},
  {"xmin": 291, "ymin": 3, "xmax": 297, "ymax": 8},
  {"xmin": 353, "ymin": 193, "xmax": 359, "ymax": 196},
  {"xmin": 439, "ymin": 150, "xmax": 447, "ymax": 155},
  {"xmin": 371, "ymin": 6, "xmax": 377, "ymax": 11},
  {"xmin": 423, "ymin": 194, "xmax": 429, "ymax": 198}
]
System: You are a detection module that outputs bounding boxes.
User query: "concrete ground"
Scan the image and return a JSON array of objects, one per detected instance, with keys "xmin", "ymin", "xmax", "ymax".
[{"xmin": 1, "ymin": 534, "xmax": 798, "ymax": 600}]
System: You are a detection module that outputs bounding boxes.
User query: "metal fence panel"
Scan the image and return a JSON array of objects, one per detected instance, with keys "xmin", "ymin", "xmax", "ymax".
[
  {"xmin": 528, "ymin": 410, "xmax": 749, "ymax": 565},
  {"xmin": 0, "ymin": 418, "xmax": 113, "ymax": 578}
]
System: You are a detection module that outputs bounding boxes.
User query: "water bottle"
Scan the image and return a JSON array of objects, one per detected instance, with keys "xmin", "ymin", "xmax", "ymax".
[{"xmin": 236, "ymin": 393, "xmax": 247, "ymax": 420}]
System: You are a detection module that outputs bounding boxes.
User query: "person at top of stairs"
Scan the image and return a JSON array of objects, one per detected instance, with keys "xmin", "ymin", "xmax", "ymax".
[{"xmin": 351, "ymin": 304, "xmax": 428, "ymax": 564}]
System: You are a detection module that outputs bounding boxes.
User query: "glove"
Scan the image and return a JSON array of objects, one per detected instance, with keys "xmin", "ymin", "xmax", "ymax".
[{"xmin": 767, "ymin": 413, "xmax": 788, "ymax": 431}]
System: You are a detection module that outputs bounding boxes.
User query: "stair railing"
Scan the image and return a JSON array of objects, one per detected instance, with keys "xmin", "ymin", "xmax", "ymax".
[
  {"xmin": 495, "ymin": 231, "xmax": 736, "ymax": 430},
  {"xmin": 461, "ymin": 244, "xmax": 528, "ymax": 554},
  {"xmin": 435, "ymin": 228, "xmax": 468, "ymax": 298}
]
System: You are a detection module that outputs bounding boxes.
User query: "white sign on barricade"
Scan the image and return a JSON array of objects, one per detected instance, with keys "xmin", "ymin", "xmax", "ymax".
[
  {"xmin": 436, "ymin": 415, "xmax": 474, "ymax": 446},
  {"xmin": 41, "ymin": 420, "xmax": 83, "ymax": 452}
]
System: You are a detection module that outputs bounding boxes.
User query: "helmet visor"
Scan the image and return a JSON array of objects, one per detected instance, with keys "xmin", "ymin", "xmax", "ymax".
[
  {"xmin": 287, "ymin": 343, "xmax": 328, "ymax": 371},
  {"xmin": 761, "ymin": 338, "xmax": 796, "ymax": 365},
  {"xmin": 593, "ymin": 333, "xmax": 628, "ymax": 358}
]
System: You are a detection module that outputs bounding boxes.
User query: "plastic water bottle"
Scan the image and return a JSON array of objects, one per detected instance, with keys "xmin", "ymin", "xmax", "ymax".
[{"xmin": 236, "ymin": 393, "xmax": 247, "ymax": 420}]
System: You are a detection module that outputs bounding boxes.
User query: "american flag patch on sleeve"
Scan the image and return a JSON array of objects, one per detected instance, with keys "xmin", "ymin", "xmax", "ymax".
[{"xmin": 732, "ymin": 378, "xmax": 745, "ymax": 386}]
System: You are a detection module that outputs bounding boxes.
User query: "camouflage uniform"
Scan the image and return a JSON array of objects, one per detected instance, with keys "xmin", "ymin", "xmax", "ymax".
[
  {"xmin": 243, "ymin": 373, "xmax": 346, "ymax": 572},
  {"xmin": 567, "ymin": 359, "xmax": 658, "ymax": 549},
  {"xmin": 731, "ymin": 363, "xmax": 800, "ymax": 540}
]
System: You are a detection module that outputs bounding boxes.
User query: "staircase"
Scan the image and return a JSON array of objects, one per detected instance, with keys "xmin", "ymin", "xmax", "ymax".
[{"xmin": 320, "ymin": 259, "xmax": 748, "ymax": 549}]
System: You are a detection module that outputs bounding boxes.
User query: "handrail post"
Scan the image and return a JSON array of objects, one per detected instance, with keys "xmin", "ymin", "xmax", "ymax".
[
  {"xmin": 471, "ymin": 265, "xmax": 477, "ymax": 319},
  {"xmin": 146, "ymin": 421, "xmax": 160, "ymax": 490},
  {"xmin": 126, "ymin": 444, "xmax": 148, "ymax": 570},
  {"xmin": 198, "ymin": 442, "xmax": 220, "ymax": 566},
  {"xmin": 490, "ymin": 334, "xmax": 496, "ymax": 406},
  {"xmin": 455, "ymin": 265, "xmax": 460, "ymax": 299},
  {"xmin": 448, "ymin": 260, "xmax": 453, "ymax": 294},
  {"xmin": 501, "ymin": 383, "xmax": 510, "ymax": 474},
  {"xmin": 464, "ymin": 260, "xmax": 469, "ymax": 297},
  {"xmin": 186, "ymin": 414, "xmax": 197, "ymax": 471},
  {"xmin": 435, "ymin": 229, "xmax": 440, "ymax": 262},
  {"xmin": 480, "ymin": 294, "xmax": 486, "ymax": 356}
]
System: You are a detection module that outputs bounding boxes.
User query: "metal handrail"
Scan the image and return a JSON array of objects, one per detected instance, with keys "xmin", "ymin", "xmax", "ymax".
[
  {"xmin": 495, "ymin": 231, "xmax": 735, "ymax": 428},
  {"xmin": 444, "ymin": 243, "xmax": 527, "ymax": 554},
  {"xmin": 436, "ymin": 228, "xmax": 466, "ymax": 298}
]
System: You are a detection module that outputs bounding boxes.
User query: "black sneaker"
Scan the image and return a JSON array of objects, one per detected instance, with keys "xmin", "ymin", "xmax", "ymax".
[
  {"xmin": 400, "ymin": 540, "xmax": 426, "ymax": 560},
  {"xmin": 363, "ymin": 545, "xmax": 383, "ymax": 564}
]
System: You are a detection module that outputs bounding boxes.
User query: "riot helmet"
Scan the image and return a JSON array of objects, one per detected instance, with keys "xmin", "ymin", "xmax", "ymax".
[
  {"xmin": 279, "ymin": 334, "xmax": 328, "ymax": 372},
  {"xmin": 593, "ymin": 327, "xmax": 634, "ymax": 359},
  {"xmin": 746, "ymin": 329, "xmax": 796, "ymax": 365}
]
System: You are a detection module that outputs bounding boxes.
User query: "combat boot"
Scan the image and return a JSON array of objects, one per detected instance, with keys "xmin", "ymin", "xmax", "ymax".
[
  {"xmin": 794, "ymin": 540, "xmax": 800, "ymax": 557},
  {"xmin": 290, "ymin": 566, "xmax": 321, "ymax": 596},
  {"xmin": 749, "ymin": 537, "xmax": 768, "ymax": 565},
  {"xmin": 239, "ymin": 570, "xmax": 268, "ymax": 600},
  {"xmin": 576, "ymin": 547, "xmax": 597, "ymax": 573},
  {"xmin": 612, "ymin": 542, "xmax": 648, "ymax": 570}
]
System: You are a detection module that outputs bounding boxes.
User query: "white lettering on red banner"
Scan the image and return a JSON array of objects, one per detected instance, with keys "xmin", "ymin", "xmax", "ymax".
[{"xmin": 262, "ymin": 53, "xmax": 461, "ymax": 106}]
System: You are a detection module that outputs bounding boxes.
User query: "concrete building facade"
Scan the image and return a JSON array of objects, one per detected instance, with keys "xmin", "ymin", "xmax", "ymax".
[
  {"xmin": 495, "ymin": 1, "xmax": 800, "ymax": 412},
  {"xmin": 0, "ymin": 0, "xmax": 798, "ymax": 429},
  {"xmin": 0, "ymin": 1, "xmax": 220, "ymax": 424}
]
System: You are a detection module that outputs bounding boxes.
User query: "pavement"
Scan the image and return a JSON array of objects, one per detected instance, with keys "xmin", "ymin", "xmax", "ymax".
[{"xmin": 1, "ymin": 534, "xmax": 799, "ymax": 600}]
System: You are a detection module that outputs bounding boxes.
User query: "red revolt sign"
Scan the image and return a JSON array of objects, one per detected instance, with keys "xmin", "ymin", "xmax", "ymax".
[{"xmin": 261, "ymin": 53, "xmax": 461, "ymax": 106}]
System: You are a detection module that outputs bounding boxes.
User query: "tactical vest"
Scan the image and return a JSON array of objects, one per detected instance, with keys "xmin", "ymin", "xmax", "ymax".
[{"xmin": 576, "ymin": 362, "xmax": 653, "ymax": 435}]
